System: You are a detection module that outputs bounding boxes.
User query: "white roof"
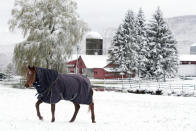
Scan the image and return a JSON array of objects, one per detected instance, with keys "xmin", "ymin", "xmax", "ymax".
[
  {"xmin": 86, "ymin": 31, "xmax": 103, "ymax": 39},
  {"xmin": 81, "ymin": 55, "xmax": 108, "ymax": 68},
  {"xmin": 191, "ymin": 43, "xmax": 196, "ymax": 47},
  {"xmin": 179, "ymin": 54, "xmax": 196, "ymax": 61},
  {"xmin": 104, "ymin": 68, "xmax": 121, "ymax": 72}
]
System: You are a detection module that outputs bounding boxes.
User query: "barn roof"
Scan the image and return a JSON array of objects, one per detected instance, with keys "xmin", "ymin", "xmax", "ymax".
[
  {"xmin": 67, "ymin": 55, "xmax": 109, "ymax": 68},
  {"xmin": 81, "ymin": 55, "xmax": 108, "ymax": 68},
  {"xmin": 191, "ymin": 43, "xmax": 196, "ymax": 47},
  {"xmin": 179, "ymin": 54, "xmax": 196, "ymax": 61}
]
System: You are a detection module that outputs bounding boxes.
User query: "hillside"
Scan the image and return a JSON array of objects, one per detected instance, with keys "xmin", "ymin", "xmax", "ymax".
[
  {"xmin": 0, "ymin": 44, "xmax": 14, "ymax": 71},
  {"xmin": 167, "ymin": 15, "xmax": 196, "ymax": 42},
  {"xmin": 167, "ymin": 15, "xmax": 196, "ymax": 54}
]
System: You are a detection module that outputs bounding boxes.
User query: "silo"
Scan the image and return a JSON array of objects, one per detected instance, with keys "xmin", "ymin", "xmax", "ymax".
[
  {"xmin": 86, "ymin": 31, "xmax": 103, "ymax": 55},
  {"xmin": 190, "ymin": 43, "xmax": 196, "ymax": 54}
]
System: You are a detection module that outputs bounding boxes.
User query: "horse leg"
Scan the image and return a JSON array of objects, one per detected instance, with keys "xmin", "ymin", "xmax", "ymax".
[
  {"xmin": 51, "ymin": 104, "xmax": 55, "ymax": 122},
  {"xmin": 89, "ymin": 102, "xmax": 96, "ymax": 123},
  {"xmin": 35, "ymin": 100, "xmax": 43, "ymax": 120},
  {"xmin": 89, "ymin": 89, "xmax": 96, "ymax": 123},
  {"xmin": 69, "ymin": 103, "xmax": 80, "ymax": 122}
]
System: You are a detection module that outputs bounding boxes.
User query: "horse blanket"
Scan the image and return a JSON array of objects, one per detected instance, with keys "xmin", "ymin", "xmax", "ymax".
[{"xmin": 33, "ymin": 67, "xmax": 92, "ymax": 105}]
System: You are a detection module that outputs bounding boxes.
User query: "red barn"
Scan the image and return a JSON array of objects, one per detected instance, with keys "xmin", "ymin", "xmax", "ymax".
[{"xmin": 67, "ymin": 55, "xmax": 127, "ymax": 79}]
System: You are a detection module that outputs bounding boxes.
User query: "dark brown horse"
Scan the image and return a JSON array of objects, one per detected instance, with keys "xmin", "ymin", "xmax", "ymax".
[{"xmin": 25, "ymin": 66, "xmax": 95, "ymax": 123}]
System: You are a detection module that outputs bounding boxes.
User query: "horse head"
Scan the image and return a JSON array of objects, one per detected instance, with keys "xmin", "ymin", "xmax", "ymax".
[{"xmin": 25, "ymin": 65, "xmax": 36, "ymax": 88}]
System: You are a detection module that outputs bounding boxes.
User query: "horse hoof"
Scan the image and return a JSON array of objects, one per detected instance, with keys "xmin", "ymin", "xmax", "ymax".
[
  {"xmin": 39, "ymin": 116, "xmax": 43, "ymax": 120},
  {"xmin": 51, "ymin": 119, "xmax": 55, "ymax": 122},
  {"xmin": 69, "ymin": 120, "xmax": 74, "ymax": 123},
  {"xmin": 92, "ymin": 121, "xmax": 96, "ymax": 123}
]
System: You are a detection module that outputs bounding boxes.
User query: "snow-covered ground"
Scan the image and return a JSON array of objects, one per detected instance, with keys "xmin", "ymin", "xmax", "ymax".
[{"xmin": 1, "ymin": 84, "xmax": 196, "ymax": 131}]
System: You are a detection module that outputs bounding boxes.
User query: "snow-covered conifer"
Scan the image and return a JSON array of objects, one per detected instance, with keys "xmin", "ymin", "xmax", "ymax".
[
  {"xmin": 135, "ymin": 8, "xmax": 148, "ymax": 77},
  {"xmin": 122, "ymin": 10, "xmax": 138, "ymax": 75},
  {"xmin": 146, "ymin": 7, "xmax": 178, "ymax": 81},
  {"xmin": 109, "ymin": 10, "xmax": 144, "ymax": 76},
  {"xmin": 108, "ymin": 24, "xmax": 128, "ymax": 73},
  {"xmin": 109, "ymin": 10, "xmax": 138, "ymax": 75}
]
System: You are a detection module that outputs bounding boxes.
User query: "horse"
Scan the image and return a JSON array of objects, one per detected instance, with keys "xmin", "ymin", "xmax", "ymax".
[{"xmin": 25, "ymin": 66, "xmax": 96, "ymax": 123}]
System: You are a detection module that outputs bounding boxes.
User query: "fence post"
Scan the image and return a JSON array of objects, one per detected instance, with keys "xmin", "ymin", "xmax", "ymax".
[
  {"xmin": 103, "ymin": 78, "xmax": 105, "ymax": 89},
  {"xmin": 20, "ymin": 79, "xmax": 22, "ymax": 88},
  {"xmin": 130, "ymin": 81, "xmax": 132, "ymax": 88},
  {"xmin": 182, "ymin": 84, "xmax": 183, "ymax": 91}
]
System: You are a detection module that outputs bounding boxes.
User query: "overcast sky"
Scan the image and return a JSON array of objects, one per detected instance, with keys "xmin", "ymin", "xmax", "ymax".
[
  {"xmin": 0, "ymin": 0, "xmax": 196, "ymax": 46},
  {"xmin": 75, "ymin": 0, "xmax": 196, "ymax": 32}
]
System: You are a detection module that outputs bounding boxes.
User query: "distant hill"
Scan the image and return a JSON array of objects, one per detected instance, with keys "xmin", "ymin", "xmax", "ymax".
[
  {"xmin": 0, "ymin": 53, "xmax": 11, "ymax": 71},
  {"xmin": 167, "ymin": 15, "xmax": 196, "ymax": 54},
  {"xmin": 0, "ymin": 44, "xmax": 14, "ymax": 71}
]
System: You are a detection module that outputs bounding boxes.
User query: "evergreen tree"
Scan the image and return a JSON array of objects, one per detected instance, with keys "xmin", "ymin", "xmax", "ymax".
[
  {"xmin": 122, "ymin": 10, "xmax": 138, "ymax": 75},
  {"xmin": 108, "ymin": 24, "xmax": 128, "ymax": 73},
  {"xmin": 9, "ymin": 0, "xmax": 88, "ymax": 74},
  {"xmin": 146, "ymin": 7, "xmax": 178, "ymax": 81},
  {"xmin": 135, "ymin": 8, "xmax": 148, "ymax": 77},
  {"xmin": 108, "ymin": 10, "xmax": 138, "ymax": 75}
]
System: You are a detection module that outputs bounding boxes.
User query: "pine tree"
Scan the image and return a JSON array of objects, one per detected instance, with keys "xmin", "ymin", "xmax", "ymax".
[
  {"xmin": 9, "ymin": 0, "xmax": 88, "ymax": 74},
  {"xmin": 122, "ymin": 10, "xmax": 138, "ymax": 75},
  {"xmin": 135, "ymin": 8, "xmax": 148, "ymax": 77},
  {"xmin": 146, "ymin": 7, "xmax": 178, "ymax": 81},
  {"xmin": 108, "ymin": 10, "xmax": 138, "ymax": 75},
  {"xmin": 108, "ymin": 24, "xmax": 128, "ymax": 73}
]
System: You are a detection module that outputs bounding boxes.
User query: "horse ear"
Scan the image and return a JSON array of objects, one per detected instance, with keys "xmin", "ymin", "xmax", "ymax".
[
  {"xmin": 28, "ymin": 65, "xmax": 35, "ymax": 70},
  {"xmin": 32, "ymin": 66, "xmax": 35, "ymax": 70}
]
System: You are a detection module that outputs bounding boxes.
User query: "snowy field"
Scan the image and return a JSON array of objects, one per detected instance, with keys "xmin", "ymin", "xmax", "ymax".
[{"xmin": 1, "ymin": 84, "xmax": 196, "ymax": 131}]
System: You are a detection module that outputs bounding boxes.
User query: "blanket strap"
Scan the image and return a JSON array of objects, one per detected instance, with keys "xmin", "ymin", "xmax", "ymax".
[
  {"xmin": 47, "ymin": 76, "xmax": 59, "ymax": 95},
  {"xmin": 48, "ymin": 76, "xmax": 59, "ymax": 103}
]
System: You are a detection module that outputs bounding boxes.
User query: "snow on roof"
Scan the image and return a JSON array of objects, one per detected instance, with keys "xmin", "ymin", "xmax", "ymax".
[
  {"xmin": 86, "ymin": 31, "xmax": 103, "ymax": 39},
  {"xmin": 179, "ymin": 54, "xmax": 196, "ymax": 61},
  {"xmin": 191, "ymin": 43, "xmax": 196, "ymax": 47},
  {"xmin": 80, "ymin": 55, "xmax": 108, "ymax": 68},
  {"xmin": 104, "ymin": 68, "xmax": 121, "ymax": 72}
]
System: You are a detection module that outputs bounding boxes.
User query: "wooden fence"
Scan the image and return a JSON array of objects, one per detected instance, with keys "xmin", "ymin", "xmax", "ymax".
[
  {"xmin": 1, "ymin": 77, "xmax": 196, "ymax": 96},
  {"xmin": 90, "ymin": 78, "xmax": 196, "ymax": 94}
]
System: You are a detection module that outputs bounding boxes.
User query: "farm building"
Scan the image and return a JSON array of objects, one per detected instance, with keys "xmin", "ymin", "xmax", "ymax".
[
  {"xmin": 67, "ymin": 31, "xmax": 126, "ymax": 79},
  {"xmin": 67, "ymin": 55, "xmax": 127, "ymax": 79},
  {"xmin": 190, "ymin": 43, "xmax": 196, "ymax": 55},
  {"xmin": 178, "ymin": 54, "xmax": 196, "ymax": 76},
  {"xmin": 86, "ymin": 31, "xmax": 103, "ymax": 55},
  {"xmin": 67, "ymin": 54, "xmax": 196, "ymax": 78}
]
